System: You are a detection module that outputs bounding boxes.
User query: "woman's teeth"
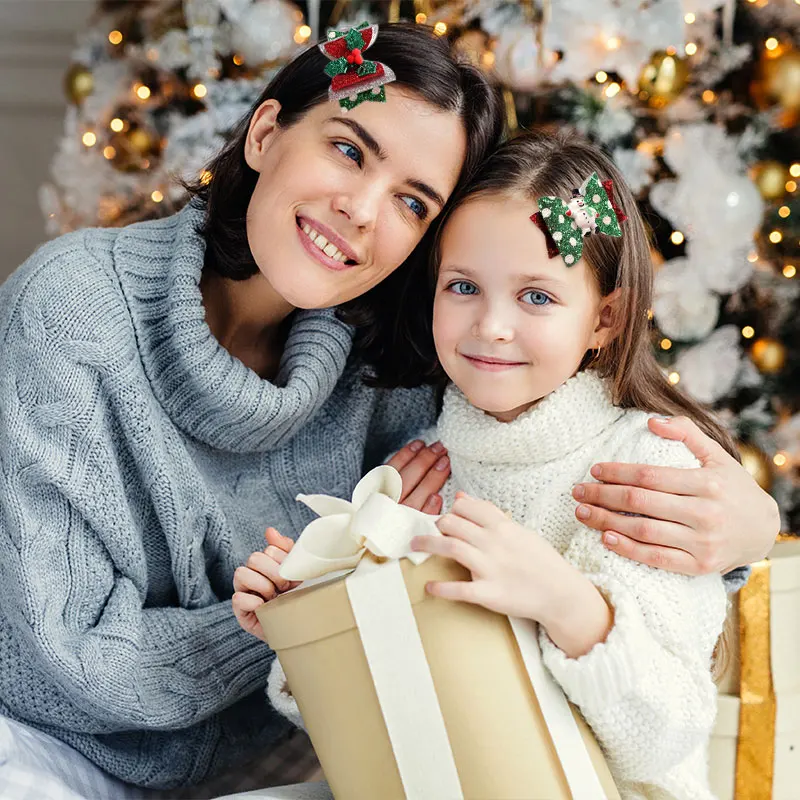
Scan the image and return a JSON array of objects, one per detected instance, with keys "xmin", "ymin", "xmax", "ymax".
[{"xmin": 301, "ymin": 223, "xmax": 349, "ymax": 263}]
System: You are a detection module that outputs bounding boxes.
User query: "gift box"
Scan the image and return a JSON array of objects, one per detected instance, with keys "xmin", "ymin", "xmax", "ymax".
[
  {"xmin": 709, "ymin": 537, "xmax": 800, "ymax": 800},
  {"xmin": 256, "ymin": 466, "xmax": 619, "ymax": 800}
]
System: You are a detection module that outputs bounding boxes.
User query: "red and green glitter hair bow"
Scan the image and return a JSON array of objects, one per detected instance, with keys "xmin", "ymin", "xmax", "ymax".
[
  {"xmin": 319, "ymin": 23, "xmax": 397, "ymax": 111},
  {"xmin": 531, "ymin": 172, "xmax": 627, "ymax": 266}
]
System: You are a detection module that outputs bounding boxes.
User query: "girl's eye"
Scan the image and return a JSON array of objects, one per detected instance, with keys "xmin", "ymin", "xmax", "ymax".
[
  {"xmin": 521, "ymin": 290, "xmax": 551, "ymax": 306},
  {"xmin": 448, "ymin": 280, "xmax": 479, "ymax": 296},
  {"xmin": 401, "ymin": 195, "xmax": 427, "ymax": 220},
  {"xmin": 334, "ymin": 141, "xmax": 362, "ymax": 166}
]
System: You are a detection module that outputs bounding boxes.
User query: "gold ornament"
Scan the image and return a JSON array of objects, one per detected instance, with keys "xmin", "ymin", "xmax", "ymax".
[
  {"xmin": 737, "ymin": 442, "xmax": 773, "ymax": 492},
  {"xmin": 108, "ymin": 126, "xmax": 161, "ymax": 173},
  {"xmin": 751, "ymin": 160, "xmax": 790, "ymax": 201},
  {"xmin": 750, "ymin": 337, "xmax": 787, "ymax": 374},
  {"xmin": 762, "ymin": 48, "xmax": 800, "ymax": 112},
  {"xmin": 64, "ymin": 63, "xmax": 94, "ymax": 105},
  {"xmin": 638, "ymin": 51, "xmax": 689, "ymax": 107}
]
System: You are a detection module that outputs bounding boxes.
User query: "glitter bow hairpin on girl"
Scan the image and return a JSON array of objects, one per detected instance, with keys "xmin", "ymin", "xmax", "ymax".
[
  {"xmin": 530, "ymin": 172, "xmax": 627, "ymax": 266},
  {"xmin": 320, "ymin": 23, "xmax": 397, "ymax": 111}
]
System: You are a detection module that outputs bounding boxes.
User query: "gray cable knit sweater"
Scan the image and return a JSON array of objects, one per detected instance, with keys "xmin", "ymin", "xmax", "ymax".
[{"xmin": 0, "ymin": 202, "xmax": 436, "ymax": 790}]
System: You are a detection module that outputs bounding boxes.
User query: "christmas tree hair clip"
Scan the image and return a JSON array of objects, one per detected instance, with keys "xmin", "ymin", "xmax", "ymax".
[
  {"xmin": 530, "ymin": 173, "xmax": 627, "ymax": 266},
  {"xmin": 319, "ymin": 23, "xmax": 396, "ymax": 111}
]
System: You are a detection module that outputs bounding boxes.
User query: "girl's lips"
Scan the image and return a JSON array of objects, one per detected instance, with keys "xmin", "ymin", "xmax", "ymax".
[
  {"xmin": 296, "ymin": 220, "xmax": 356, "ymax": 272},
  {"xmin": 461, "ymin": 354, "xmax": 528, "ymax": 371}
]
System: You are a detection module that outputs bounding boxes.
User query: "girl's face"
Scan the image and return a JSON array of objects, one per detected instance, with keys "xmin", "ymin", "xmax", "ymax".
[
  {"xmin": 433, "ymin": 194, "xmax": 615, "ymax": 423},
  {"xmin": 243, "ymin": 87, "xmax": 467, "ymax": 309}
]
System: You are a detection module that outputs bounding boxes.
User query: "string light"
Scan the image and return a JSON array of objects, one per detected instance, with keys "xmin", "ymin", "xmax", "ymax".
[
  {"xmin": 232, "ymin": 54, "xmax": 244, "ymax": 66},
  {"xmin": 660, "ymin": 338, "xmax": 672, "ymax": 350},
  {"xmin": 747, "ymin": 251, "xmax": 759, "ymax": 263},
  {"xmin": 192, "ymin": 83, "xmax": 207, "ymax": 99},
  {"xmin": 294, "ymin": 25, "xmax": 311, "ymax": 44},
  {"xmin": 765, "ymin": 37, "xmax": 779, "ymax": 51},
  {"xmin": 151, "ymin": 190, "xmax": 164, "ymax": 203},
  {"xmin": 779, "ymin": 206, "xmax": 791, "ymax": 218},
  {"xmin": 774, "ymin": 452, "xmax": 788, "ymax": 467},
  {"xmin": 108, "ymin": 30, "xmax": 123, "ymax": 46},
  {"xmin": 671, "ymin": 231, "xmax": 685, "ymax": 245},
  {"xmin": 668, "ymin": 372, "xmax": 681, "ymax": 385},
  {"xmin": 684, "ymin": 12, "xmax": 696, "ymax": 23},
  {"xmin": 769, "ymin": 230, "xmax": 783, "ymax": 243},
  {"xmin": 482, "ymin": 51, "xmax": 496, "ymax": 68},
  {"xmin": 742, "ymin": 326, "xmax": 755, "ymax": 339},
  {"xmin": 434, "ymin": 22, "xmax": 447, "ymax": 35},
  {"xmin": 702, "ymin": 89, "xmax": 716, "ymax": 102},
  {"xmin": 666, "ymin": 46, "xmax": 677, "ymax": 56},
  {"xmin": 784, "ymin": 265, "xmax": 797, "ymax": 278},
  {"xmin": 605, "ymin": 82, "xmax": 621, "ymax": 98},
  {"xmin": 135, "ymin": 84, "xmax": 151, "ymax": 100},
  {"xmin": 606, "ymin": 36, "xmax": 621, "ymax": 51},
  {"xmin": 103, "ymin": 146, "xmax": 116, "ymax": 160},
  {"xmin": 647, "ymin": 309, "xmax": 654, "ymax": 320},
  {"xmin": 790, "ymin": 164, "xmax": 800, "ymax": 178},
  {"xmin": 595, "ymin": 70, "xmax": 608, "ymax": 83},
  {"xmin": 110, "ymin": 117, "xmax": 124, "ymax": 132},
  {"xmin": 787, "ymin": 180, "xmax": 798, "ymax": 192},
  {"xmin": 685, "ymin": 42, "xmax": 697, "ymax": 55},
  {"xmin": 82, "ymin": 131, "xmax": 96, "ymax": 147},
  {"xmin": 200, "ymin": 169, "xmax": 213, "ymax": 185},
  {"xmin": 415, "ymin": 12, "xmax": 427, "ymax": 23}
]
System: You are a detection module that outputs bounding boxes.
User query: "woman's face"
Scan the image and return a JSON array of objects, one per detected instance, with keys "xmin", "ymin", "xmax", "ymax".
[{"xmin": 244, "ymin": 87, "xmax": 467, "ymax": 309}]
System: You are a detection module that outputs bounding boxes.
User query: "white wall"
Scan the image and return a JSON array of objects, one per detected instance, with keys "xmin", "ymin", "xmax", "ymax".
[{"xmin": 0, "ymin": 0, "xmax": 94, "ymax": 283}]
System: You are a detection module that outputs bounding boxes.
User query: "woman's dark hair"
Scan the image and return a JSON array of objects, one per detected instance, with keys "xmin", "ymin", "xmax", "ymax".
[
  {"xmin": 185, "ymin": 23, "xmax": 504, "ymax": 385},
  {"xmin": 415, "ymin": 131, "xmax": 739, "ymax": 459}
]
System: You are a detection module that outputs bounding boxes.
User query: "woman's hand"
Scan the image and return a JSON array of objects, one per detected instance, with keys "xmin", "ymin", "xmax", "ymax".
[
  {"xmin": 232, "ymin": 528, "xmax": 299, "ymax": 642},
  {"xmin": 572, "ymin": 416, "xmax": 781, "ymax": 576},
  {"xmin": 386, "ymin": 439, "xmax": 451, "ymax": 515}
]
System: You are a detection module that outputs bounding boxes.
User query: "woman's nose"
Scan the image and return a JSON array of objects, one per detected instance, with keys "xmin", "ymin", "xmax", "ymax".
[{"xmin": 332, "ymin": 184, "xmax": 382, "ymax": 232}]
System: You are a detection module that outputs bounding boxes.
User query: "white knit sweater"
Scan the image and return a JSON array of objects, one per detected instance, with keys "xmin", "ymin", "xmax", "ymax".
[
  {"xmin": 270, "ymin": 371, "xmax": 727, "ymax": 799},
  {"xmin": 434, "ymin": 370, "xmax": 727, "ymax": 800}
]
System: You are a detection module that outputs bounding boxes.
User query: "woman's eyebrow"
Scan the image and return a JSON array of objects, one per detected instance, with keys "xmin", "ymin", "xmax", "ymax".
[{"xmin": 328, "ymin": 118, "xmax": 445, "ymax": 209}]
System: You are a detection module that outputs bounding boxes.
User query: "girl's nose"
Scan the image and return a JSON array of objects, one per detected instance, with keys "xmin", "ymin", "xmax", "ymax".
[{"xmin": 473, "ymin": 305, "xmax": 514, "ymax": 342}]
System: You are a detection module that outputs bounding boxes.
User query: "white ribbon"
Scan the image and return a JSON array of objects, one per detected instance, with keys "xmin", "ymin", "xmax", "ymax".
[{"xmin": 280, "ymin": 466, "xmax": 609, "ymax": 799}]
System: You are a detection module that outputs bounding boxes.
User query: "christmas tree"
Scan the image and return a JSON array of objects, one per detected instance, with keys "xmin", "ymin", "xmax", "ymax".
[{"xmin": 44, "ymin": 0, "xmax": 800, "ymax": 532}]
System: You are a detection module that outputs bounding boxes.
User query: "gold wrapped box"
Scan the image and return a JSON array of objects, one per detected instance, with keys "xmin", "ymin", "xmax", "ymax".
[
  {"xmin": 257, "ymin": 553, "xmax": 619, "ymax": 800},
  {"xmin": 709, "ymin": 537, "xmax": 800, "ymax": 800}
]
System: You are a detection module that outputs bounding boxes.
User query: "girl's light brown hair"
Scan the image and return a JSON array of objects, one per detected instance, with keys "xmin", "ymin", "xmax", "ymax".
[{"xmin": 427, "ymin": 130, "xmax": 738, "ymax": 460}]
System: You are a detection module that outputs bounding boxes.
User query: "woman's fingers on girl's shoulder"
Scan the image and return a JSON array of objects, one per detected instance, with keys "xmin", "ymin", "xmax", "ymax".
[
  {"xmin": 582, "ymin": 461, "xmax": 706, "ymax": 496},
  {"xmin": 396, "ymin": 442, "xmax": 450, "ymax": 509},
  {"xmin": 385, "ymin": 439, "xmax": 426, "ymax": 471},
  {"xmin": 647, "ymin": 416, "xmax": 728, "ymax": 467},
  {"xmin": 599, "ymin": 532, "xmax": 706, "ymax": 575}
]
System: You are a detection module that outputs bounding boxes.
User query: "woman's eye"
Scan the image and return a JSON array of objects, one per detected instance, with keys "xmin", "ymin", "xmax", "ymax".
[
  {"xmin": 334, "ymin": 142, "xmax": 362, "ymax": 166},
  {"xmin": 448, "ymin": 280, "xmax": 478, "ymax": 296},
  {"xmin": 522, "ymin": 290, "xmax": 551, "ymax": 306},
  {"xmin": 401, "ymin": 196, "xmax": 427, "ymax": 219}
]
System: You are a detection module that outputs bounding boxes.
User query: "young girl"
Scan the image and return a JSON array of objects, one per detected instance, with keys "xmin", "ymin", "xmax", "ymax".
[{"xmin": 233, "ymin": 132, "xmax": 732, "ymax": 799}]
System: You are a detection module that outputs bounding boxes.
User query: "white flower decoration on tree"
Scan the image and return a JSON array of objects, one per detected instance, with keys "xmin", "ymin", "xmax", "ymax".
[
  {"xmin": 653, "ymin": 258, "xmax": 720, "ymax": 341},
  {"xmin": 650, "ymin": 124, "xmax": 764, "ymax": 295},
  {"xmin": 672, "ymin": 325, "xmax": 742, "ymax": 404},
  {"xmin": 545, "ymin": 0, "xmax": 684, "ymax": 85}
]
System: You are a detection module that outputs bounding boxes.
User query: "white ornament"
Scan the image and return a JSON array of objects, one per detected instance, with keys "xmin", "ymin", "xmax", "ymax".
[
  {"xmin": 653, "ymin": 257, "xmax": 720, "ymax": 341},
  {"xmin": 673, "ymin": 325, "xmax": 741, "ymax": 403},
  {"xmin": 230, "ymin": 0, "xmax": 300, "ymax": 65}
]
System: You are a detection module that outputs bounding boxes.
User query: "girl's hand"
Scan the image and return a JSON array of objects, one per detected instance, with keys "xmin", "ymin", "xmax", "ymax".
[
  {"xmin": 572, "ymin": 416, "xmax": 781, "ymax": 576},
  {"xmin": 410, "ymin": 493, "xmax": 574, "ymax": 623},
  {"xmin": 386, "ymin": 439, "xmax": 451, "ymax": 515},
  {"xmin": 232, "ymin": 527, "xmax": 299, "ymax": 642}
]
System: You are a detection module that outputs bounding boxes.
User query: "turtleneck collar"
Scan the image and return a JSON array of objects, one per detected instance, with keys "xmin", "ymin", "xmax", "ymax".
[
  {"xmin": 438, "ymin": 370, "xmax": 624, "ymax": 466},
  {"xmin": 114, "ymin": 202, "xmax": 355, "ymax": 453}
]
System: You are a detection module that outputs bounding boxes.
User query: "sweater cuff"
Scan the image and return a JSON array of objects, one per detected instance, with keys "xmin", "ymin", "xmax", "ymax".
[
  {"xmin": 723, "ymin": 564, "xmax": 751, "ymax": 593},
  {"xmin": 539, "ymin": 574, "xmax": 648, "ymax": 716},
  {"xmin": 266, "ymin": 659, "xmax": 306, "ymax": 731}
]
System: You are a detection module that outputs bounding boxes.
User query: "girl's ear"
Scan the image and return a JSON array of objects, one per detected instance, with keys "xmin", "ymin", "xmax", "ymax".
[
  {"xmin": 244, "ymin": 99, "xmax": 282, "ymax": 173},
  {"xmin": 592, "ymin": 287, "xmax": 625, "ymax": 349}
]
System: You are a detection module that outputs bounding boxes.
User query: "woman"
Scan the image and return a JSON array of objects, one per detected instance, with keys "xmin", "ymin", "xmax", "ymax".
[{"xmin": 0, "ymin": 22, "xmax": 778, "ymax": 797}]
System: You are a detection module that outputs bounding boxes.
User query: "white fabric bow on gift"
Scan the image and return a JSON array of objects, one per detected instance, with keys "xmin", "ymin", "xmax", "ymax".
[{"xmin": 279, "ymin": 465, "xmax": 441, "ymax": 582}]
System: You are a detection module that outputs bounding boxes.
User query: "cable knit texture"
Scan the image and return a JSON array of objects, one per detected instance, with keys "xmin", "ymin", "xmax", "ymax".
[
  {"xmin": 0, "ymin": 202, "xmax": 436, "ymax": 789},
  {"xmin": 435, "ymin": 371, "xmax": 727, "ymax": 800}
]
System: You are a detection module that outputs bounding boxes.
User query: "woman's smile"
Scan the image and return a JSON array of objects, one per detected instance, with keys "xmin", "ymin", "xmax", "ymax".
[{"xmin": 296, "ymin": 214, "xmax": 360, "ymax": 272}]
